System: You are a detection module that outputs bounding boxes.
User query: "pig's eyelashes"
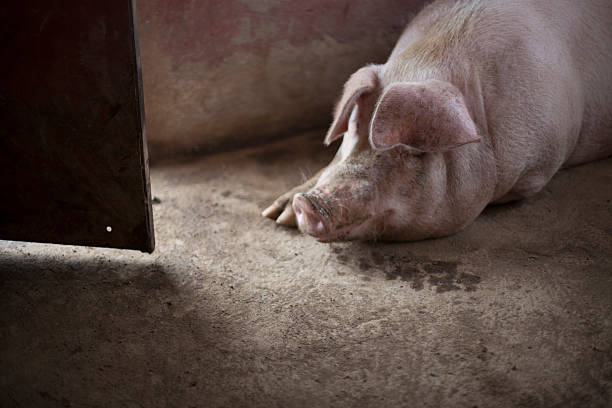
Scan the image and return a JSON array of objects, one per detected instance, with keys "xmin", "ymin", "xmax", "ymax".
[
  {"xmin": 409, "ymin": 149, "xmax": 426, "ymax": 157},
  {"xmin": 401, "ymin": 150, "xmax": 425, "ymax": 168}
]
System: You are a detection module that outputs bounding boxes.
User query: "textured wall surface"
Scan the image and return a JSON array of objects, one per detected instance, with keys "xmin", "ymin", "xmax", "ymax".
[{"xmin": 136, "ymin": 0, "xmax": 427, "ymax": 159}]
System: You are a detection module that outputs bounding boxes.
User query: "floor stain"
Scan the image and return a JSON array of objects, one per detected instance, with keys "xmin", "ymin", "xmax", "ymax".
[
  {"xmin": 388, "ymin": 265, "xmax": 424, "ymax": 290},
  {"xmin": 333, "ymin": 248, "xmax": 481, "ymax": 293}
]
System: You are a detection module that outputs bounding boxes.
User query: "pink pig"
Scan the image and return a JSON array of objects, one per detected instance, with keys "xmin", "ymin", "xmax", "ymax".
[{"xmin": 263, "ymin": 0, "xmax": 612, "ymax": 242}]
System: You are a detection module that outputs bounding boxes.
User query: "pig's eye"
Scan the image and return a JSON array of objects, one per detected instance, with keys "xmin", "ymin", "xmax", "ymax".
[
  {"xmin": 399, "ymin": 148, "xmax": 423, "ymax": 160},
  {"xmin": 402, "ymin": 151, "xmax": 425, "ymax": 168}
]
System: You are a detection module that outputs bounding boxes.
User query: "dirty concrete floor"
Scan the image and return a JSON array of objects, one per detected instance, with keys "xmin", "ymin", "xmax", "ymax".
[{"xmin": 1, "ymin": 131, "xmax": 612, "ymax": 408}]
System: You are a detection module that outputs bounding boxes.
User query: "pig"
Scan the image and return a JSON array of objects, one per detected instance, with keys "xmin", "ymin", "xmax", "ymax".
[{"xmin": 262, "ymin": 0, "xmax": 612, "ymax": 242}]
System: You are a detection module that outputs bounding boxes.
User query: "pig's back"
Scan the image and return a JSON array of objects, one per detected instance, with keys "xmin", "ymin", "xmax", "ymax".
[
  {"xmin": 557, "ymin": 0, "xmax": 612, "ymax": 165},
  {"xmin": 388, "ymin": 0, "xmax": 612, "ymax": 201},
  {"xmin": 479, "ymin": 0, "xmax": 612, "ymax": 167},
  {"xmin": 477, "ymin": 0, "xmax": 612, "ymax": 167}
]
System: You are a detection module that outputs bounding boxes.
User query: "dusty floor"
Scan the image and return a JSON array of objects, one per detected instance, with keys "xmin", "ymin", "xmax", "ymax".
[{"xmin": 1, "ymin": 131, "xmax": 611, "ymax": 408}]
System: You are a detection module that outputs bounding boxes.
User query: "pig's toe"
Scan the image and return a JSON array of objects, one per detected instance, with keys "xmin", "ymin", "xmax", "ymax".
[
  {"xmin": 261, "ymin": 193, "xmax": 291, "ymax": 219},
  {"xmin": 261, "ymin": 191, "xmax": 297, "ymax": 227},
  {"xmin": 261, "ymin": 202, "xmax": 284, "ymax": 219},
  {"xmin": 276, "ymin": 205, "xmax": 297, "ymax": 227}
]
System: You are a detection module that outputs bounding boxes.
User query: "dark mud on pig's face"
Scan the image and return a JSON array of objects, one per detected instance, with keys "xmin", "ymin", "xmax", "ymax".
[{"xmin": 293, "ymin": 138, "xmax": 425, "ymax": 242}]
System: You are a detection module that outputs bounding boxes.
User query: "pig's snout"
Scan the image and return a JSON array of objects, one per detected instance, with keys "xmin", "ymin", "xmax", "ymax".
[{"xmin": 293, "ymin": 193, "xmax": 331, "ymax": 238}]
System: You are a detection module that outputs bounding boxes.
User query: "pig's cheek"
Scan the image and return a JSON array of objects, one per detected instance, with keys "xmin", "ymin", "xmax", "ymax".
[
  {"xmin": 380, "ymin": 192, "xmax": 411, "ymax": 226},
  {"xmin": 366, "ymin": 209, "xmax": 399, "ymax": 240},
  {"xmin": 347, "ymin": 220, "xmax": 375, "ymax": 240}
]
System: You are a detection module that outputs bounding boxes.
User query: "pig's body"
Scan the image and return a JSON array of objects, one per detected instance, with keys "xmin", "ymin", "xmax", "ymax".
[{"xmin": 263, "ymin": 0, "xmax": 612, "ymax": 241}]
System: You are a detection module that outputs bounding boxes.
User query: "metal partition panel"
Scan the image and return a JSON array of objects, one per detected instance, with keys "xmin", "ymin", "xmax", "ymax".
[{"xmin": 0, "ymin": 0, "xmax": 154, "ymax": 252}]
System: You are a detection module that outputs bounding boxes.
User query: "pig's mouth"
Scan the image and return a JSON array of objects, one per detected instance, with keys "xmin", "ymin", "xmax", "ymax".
[{"xmin": 293, "ymin": 192, "xmax": 377, "ymax": 242}]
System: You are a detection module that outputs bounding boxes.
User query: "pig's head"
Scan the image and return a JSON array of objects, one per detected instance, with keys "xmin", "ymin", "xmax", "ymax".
[{"xmin": 292, "ymin": 65, "xmax": 482, "ymax": 242}]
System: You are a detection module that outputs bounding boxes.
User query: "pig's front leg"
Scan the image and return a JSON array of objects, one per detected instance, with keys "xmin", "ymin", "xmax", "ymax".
[{"xmin": 261, "ymin": 168, "xmax": 325, "ymax": 227}]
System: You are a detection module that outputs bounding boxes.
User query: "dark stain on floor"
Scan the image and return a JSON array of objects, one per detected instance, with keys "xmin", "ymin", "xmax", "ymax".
[
  {"xmin": 333, "ymin": 248, "xmax": 481, "ymax": 293},
  {"xmin": 389, "ymin": 264, "xmax": 425, "ymax": 290}
]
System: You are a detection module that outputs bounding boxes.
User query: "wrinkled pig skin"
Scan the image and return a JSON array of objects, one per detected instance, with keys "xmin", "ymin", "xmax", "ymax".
[{"xmin": 263, "ymin": 0, "xmax": 612, "ymax": 242}]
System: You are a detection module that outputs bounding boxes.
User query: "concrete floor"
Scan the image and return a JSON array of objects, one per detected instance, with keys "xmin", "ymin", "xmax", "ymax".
[{"xmin": 1, "ymin": 131, "xmax": 611, "ymax": 408}]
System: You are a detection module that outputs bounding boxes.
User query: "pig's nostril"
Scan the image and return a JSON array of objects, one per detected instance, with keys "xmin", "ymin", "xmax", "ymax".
[{"xmin": 293, "ymin": 194, "xmax": 329, "ymax": 237}]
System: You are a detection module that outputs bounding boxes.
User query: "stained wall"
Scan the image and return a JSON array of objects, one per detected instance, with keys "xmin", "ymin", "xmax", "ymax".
[{"xmin": 135, "ymin": 0, "xmax": 427, "ymax": 159}]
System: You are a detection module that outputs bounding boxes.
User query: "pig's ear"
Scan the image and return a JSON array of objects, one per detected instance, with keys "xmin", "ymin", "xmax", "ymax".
[
  {"xmin": 369, "ymin": 80, "xmax": 480, "ymax": 152},
  {"xmin": 324, "ymin": 65, "xmax": 380, "ymax": 146}
]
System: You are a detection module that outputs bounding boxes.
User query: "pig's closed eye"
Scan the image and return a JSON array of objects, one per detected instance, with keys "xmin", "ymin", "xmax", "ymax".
[
  {"xmin": 398, "ymin": 146, "xmax": 424, "ymax": 158},
  {"xmin": 400, "ymin": 150, "xmax": 424, "ymax": 168}
]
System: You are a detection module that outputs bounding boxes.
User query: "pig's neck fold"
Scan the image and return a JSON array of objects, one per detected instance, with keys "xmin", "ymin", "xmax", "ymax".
[{"xmin": 421, "ymin": 142, "xmax": 497, "ymax": 238}]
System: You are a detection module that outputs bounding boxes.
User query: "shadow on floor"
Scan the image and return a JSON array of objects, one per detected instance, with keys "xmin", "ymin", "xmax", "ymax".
[{"xmin": 0, "ymin": 252, "xmax": 248, "ymax": 407}]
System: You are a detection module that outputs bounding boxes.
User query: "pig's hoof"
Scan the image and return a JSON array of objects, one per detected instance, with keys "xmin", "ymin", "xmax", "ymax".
[{"xmin": 262, "ymin": 191, "xmax": 297, "ymax": 227}]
